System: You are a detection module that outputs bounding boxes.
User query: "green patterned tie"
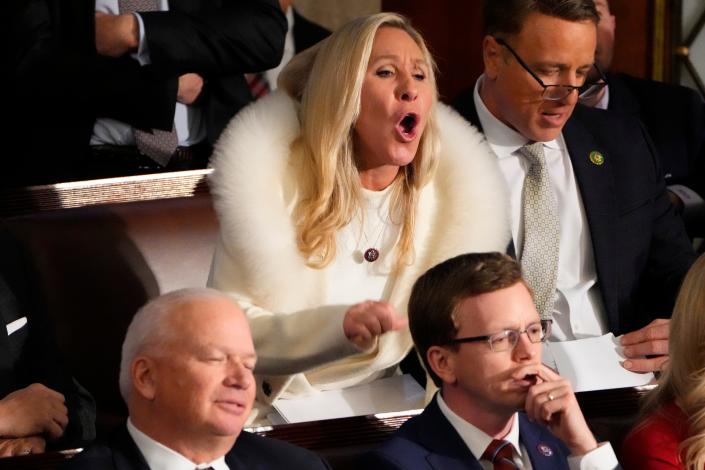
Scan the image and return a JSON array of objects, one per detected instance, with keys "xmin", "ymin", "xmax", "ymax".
[{"xmin": 519, "ymin": 142, "xmax": 560, "ymax": 321}]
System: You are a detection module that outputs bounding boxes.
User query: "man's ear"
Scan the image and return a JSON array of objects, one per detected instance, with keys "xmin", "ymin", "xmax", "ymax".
[
  {"xmin": 483, "ymin": 35, "xmax": 503, "ymax": 80},
  {"xmin": 132, "ymin": 357, "xmax": 157, "ymax": 401},
  {"xmin": 427, "ymin": 346, "xmax": 457, "ymax": 385}
]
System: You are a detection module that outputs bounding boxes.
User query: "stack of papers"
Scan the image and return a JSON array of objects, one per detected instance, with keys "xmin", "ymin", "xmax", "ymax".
[
  {"xmin": 543, "ymin": 333, "xmax": 655, "ymax": 392},
  {"xmin": 272, "ymin": 374, "xmax": 425, "ymax": 424}
]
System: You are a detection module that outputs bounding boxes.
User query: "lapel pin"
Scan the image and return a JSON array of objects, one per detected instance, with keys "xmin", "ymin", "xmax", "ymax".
[
  {"xmin": 589, "ymin": 150, "xmax": 605, "ymax": 166},
  {"xmin": 537, "ymin": 443, "xmax": 554, "ymax": 457}
]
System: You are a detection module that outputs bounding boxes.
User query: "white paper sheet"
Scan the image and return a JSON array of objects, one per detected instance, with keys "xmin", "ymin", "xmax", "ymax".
[
  {"xmin": 272, "ymin": 374, "xmax": 425, "ymax": 424},
  {"xmin": 545, "ymin": 333, "xmax": 655, "ymax": 392}
]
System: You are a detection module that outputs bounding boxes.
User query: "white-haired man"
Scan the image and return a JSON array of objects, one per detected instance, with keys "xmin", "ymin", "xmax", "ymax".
[{"xmin": 65, "ymin": 288, "xmax": 330, "ymax": 469}]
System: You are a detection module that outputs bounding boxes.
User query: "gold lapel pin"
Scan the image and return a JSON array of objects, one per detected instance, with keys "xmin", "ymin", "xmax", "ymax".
[{"xmin": 589, "ymin": 150, "xmax": 605, "ymax": 165}]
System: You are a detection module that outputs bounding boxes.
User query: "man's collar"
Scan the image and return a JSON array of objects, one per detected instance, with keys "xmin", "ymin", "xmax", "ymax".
[
  {"xmin": 473, "ymin": 75, "xmax": 563, "ymax": 156},
  {"xmin": 436, "ymin": 393, "xmax": 522, "ymax": 460},
  {"xmin": 126, "ymin": 418, "xmax": 229, "ymax": 470}
]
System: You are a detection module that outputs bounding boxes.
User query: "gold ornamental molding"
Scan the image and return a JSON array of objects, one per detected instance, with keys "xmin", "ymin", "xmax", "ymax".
[
  {"xmin": 676, "ymin": 0, "xmax": 705, "ymax": 96},
  {"xmin": 652, "ymin": 0, "xmax": 667, "ymax": 81}
]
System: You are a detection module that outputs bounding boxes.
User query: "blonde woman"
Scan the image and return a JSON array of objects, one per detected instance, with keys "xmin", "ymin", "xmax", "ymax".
[
  {"xmin": 621, "ymin": 252, "xmax": 705, "ymax": 469},
  {"xmin": 208, "ymin": 12, "xmax": 509, "ymax": 422}
]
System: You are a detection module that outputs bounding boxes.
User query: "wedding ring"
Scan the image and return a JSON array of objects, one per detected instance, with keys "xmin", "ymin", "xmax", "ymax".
[{"xmin": 547, "ymin": 393, "xmax": 555, "ymax": 401}]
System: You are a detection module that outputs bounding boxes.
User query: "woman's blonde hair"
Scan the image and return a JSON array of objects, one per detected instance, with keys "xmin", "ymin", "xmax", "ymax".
[
  {"xmin": 278, "ymin": 12, "xmax": 440, "ymax": 270},
  {"xmin": 639, "ymin": 253, "xmax": 705, "ymax": 469}
]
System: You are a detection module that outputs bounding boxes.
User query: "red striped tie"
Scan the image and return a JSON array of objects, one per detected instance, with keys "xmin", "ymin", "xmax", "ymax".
[
  {"xmin": 481, "ymin": 439, "xmax": 519, "ymax": 469},
  {"xmin": 246, "ymin": 73, "xmax": 270, "ymax": 99}
]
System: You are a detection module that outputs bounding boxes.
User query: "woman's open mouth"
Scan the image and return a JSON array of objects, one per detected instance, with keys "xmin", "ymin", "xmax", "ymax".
[{"xmin": 395, "ymin": 113, "xmax": 419, "ymax": 142}]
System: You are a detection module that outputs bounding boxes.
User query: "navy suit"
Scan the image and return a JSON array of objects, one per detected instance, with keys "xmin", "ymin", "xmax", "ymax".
[
  {"xmin": 0, "ymin": 228, "xmax": 95, "ymax": 447},
  {"xmin": 364, "ymin": 398, "xmax": 571, "ymax": 470},
  {"xmin": 452, "ymin": 93, "xmax": 696, "ymax": 334},
  {"xmin": 64, "ymin": 425, "xmax": 331, "ymax": 470},
  {"xmin": 606, "ymin": 73, "xmax": 705, "ymax": 199},
  {"xmin": 607, "ymin": 73, "xmax": 705, "ymax": 237}
]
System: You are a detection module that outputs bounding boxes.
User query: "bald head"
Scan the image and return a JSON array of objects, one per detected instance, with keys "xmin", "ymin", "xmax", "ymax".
[
  {"xmin": 119, "ymin": 288, "xmax": 251, "ymax": 400},
  {"xmin": 120, "ymin": 288, "xmax": 256, "ymax": 462}
]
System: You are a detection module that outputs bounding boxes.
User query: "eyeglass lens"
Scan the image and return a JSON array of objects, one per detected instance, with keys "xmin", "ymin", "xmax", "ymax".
[{"xmin": 489, "ymin": 323, "xmax": 546, "ymax": 352}]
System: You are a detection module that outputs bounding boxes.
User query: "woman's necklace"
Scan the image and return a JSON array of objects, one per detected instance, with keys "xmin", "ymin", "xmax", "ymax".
[
  {"xmin": 354, "ymin": 185, "xmax": 394, "ymax": 263},
  {"xmin": 358, "ymin": 215, "xmax": 388, "ymax": 263}
]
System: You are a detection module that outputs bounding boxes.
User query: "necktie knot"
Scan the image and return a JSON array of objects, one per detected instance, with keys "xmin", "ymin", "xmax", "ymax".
[
  {"xmin": 118, "ymin": 0, "xmax": 159, "ymax": 12},
  {"xmin": 482, "ymin": 439, "xmax": 518, "ymax": 469},
  {"xmin": 246, "ymin": 72, "xmax": 270, "ymax": 99},
  {"xmin": 519, "ymin": 142, "xmax": 546, "ymax": 167}
]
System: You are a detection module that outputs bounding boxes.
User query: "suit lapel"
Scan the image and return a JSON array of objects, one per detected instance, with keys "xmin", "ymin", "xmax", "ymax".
[
  {"xmin": 111, "ymin": 426, "xmax": 151, "ymax": 470},
  {"xmin": 606, "ymin": 73, "xmax": 641, "ymax": 115},
  {"xmin": 459, "ymin": 94, "xmax": 620, "ymax": 329},
  {"xmin": 414, "ymin": 399, "xmax": 484, "ymax": 470},
  {"xmin": 562, "ymin": 109, "xmax": 619, "ymax": 331},
  {"xmin": 518, "ymin": 414, "xmax": 569, "ymax": 470},
  {"xmin": 168, "ymin": 0, "xmax": 216, "ymax": 13},
  {"xmin": 0, "ymin": 275, "xmax": 22, "ymax": 394}
]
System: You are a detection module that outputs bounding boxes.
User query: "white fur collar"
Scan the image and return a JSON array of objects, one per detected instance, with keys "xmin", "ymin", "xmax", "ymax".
[{"xmin": 210, "ymin": 91, "xmax": 509, "ymax": 312}]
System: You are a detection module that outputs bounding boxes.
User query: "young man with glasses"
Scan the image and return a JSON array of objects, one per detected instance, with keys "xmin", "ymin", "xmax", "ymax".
[
  {"xmin": 453, "ymin": 0, "xmax": 695, "ymax": 375},
  {"xmin": 365, "ymin": 252, "xmax": 618, "ymax": 469}
]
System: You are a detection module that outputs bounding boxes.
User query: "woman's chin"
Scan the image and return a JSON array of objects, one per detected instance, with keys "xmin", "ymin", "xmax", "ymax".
[{"xmin": 388, "ymin": 144, "xmax": 420, "ymax": 167}]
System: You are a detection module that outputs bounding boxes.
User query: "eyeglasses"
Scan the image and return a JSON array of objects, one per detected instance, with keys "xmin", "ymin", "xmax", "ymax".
[
  {"xmin": 494, "ymin": 37, "xmax": 608, "ymax": 102},
  {"xmin": 450, "ymin": 320, "xmax": 551, "ymax": 352}
]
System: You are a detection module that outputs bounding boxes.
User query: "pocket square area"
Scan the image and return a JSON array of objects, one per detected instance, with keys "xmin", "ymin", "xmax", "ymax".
[{"xmin": 6, "ymin": 316, "xmax": 28, "ymax": 336}]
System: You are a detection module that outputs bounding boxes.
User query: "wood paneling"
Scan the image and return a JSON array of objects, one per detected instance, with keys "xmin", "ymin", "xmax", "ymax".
[
  {"xmin": 610, "ymin": 0, "xmax": 653, "ymax": 77},
  {"xmin": 382, "ymin": 1, "xmax": 485, "ymax": 102}
]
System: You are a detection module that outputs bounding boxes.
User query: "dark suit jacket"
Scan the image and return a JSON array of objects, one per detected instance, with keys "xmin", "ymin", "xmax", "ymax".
[
  {"xmin": 292, "ymin": 9, "xmax": 330, "ymax": 53},
  {"xmin": 0, "ymin": 228, "xmax": 95, "ymax": 447},
  {"xmin": 64, "ymin": 425, "xmax": 331, "ymax": 470},
  {"xmin": 8, "ymin": 0, "xmax": 97, "ymax": 185},
  {"xmin": 607, "ymin": 73, "xmax": 705, "ymax": 199},
  {"xmin": 453, "ymin": 92, "xmax": 696, "ymax": 334},
  {"xmin": 99, "ymin": 0, "xmax": 287, "ymax": 145},
  {"xmin": 364, "ymin": 398, "xmax": 571, "ymax": 470},
  {"xmin": 608, "ymin": 73, "xmax": 705, "ymax": 237},
  {"xmin": 7, "ymin": 0, "xmax": 286, "ymax": 186}
]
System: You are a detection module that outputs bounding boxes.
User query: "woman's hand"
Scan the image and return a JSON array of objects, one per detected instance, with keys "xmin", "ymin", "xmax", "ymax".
[{"xmin": 343, "ymin": 301, "xmax": 408, "ymax": 351}]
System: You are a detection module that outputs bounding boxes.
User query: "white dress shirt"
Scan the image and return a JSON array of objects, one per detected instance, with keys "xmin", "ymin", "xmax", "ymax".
[
  {"xmin": 127, "ymin": 418, "xmax": 229, "ymax": 470},
  {"xmin": 92, "ymin": 0, "xmax": 206, "ymax": 148},
  {"xmin": 592, "ymin": 85, "xmax": 610, "ymax": 111},
  {"xmin": 473, "ymin": 77, "xmax": 609, "ymax": 341},
  {"xmin": 436, "ymin": 394, "xmax": 618, "ymax": 469}
]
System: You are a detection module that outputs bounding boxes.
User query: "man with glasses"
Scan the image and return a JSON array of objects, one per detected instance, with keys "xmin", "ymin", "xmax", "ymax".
[
  {"xmin": 453, "ymin": 0, "xmax": 695, "ymax": 374},
  {"xmin": 365, "ymin": 252, "xmax": 618, "ymax": 469}
]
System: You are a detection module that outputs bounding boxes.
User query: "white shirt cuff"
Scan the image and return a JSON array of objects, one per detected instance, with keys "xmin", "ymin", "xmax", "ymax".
[
  {"xmin": 567, "ymin": 442, "xmax": 619, "ymax": 470},
  {"xmin": 668, "ymin": 184, "xmax": 705, "ymax": 215},
  {"xmin": 132, "ymin": 12, "xmax": 151, "ymax": 65}
]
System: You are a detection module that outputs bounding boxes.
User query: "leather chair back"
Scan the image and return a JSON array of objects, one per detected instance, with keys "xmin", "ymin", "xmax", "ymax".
[{"xmin": 4, "ymin": 194, "xmax": 218, "ymax": 433}]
